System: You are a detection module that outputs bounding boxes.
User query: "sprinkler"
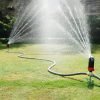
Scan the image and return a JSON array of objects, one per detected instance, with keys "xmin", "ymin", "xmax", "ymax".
[
  {"xmin": 48, "ymin": 55, "xmax": 100, "ymax": 88},
  {"xmin": 6, "ymin": 43, "xmax": 10, "ymax": 48},
  {"xmin": 88, "ymin": 56, "xmax": 94, "ymax": 72},
  {"xmin": 87, "ymin": 56, "xmax": 99, "ymax": 80},
  {"xmin": 6, "ymin": 41, "xmax": 11, "ymax": 48},
  {"xmin": 6, "ymin": 42, "xmax": 11, "ymax": 51},
  {"xmin": 86, "ymin": 56, "xmax": 100, "ymax": 88},
  {"xmin": 87, "ymin": 56, "xmax": 95, "ymax": 88}
]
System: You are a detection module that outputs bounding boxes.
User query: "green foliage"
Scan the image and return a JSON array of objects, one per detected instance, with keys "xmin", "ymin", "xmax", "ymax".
[
  {"xmin": 0, "ymin": 15, "xmax": 15, "ymax": 38},
  {"xmin": 88, "ymin": 15, "xmax": 100, "ymax": 43},
  {"xmin": 89, "ymin": 15, "xmax": 100, "ymax": 28}
]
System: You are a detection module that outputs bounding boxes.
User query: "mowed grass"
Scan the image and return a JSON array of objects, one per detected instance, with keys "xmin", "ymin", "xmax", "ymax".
[{"xmin": 0, "ymin": 43, "xmax": 100, "ymax": 100}]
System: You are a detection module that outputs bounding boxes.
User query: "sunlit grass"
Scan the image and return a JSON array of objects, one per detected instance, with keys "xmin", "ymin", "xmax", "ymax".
[{"xmin": 0, "ymin": 43, "xmax": 100, "ymax": 100}]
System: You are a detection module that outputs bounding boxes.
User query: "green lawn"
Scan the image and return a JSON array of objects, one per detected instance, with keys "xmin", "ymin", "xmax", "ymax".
[{"xmin": 0, "ymin": 43, "xmax": 100, "ymax": 100}]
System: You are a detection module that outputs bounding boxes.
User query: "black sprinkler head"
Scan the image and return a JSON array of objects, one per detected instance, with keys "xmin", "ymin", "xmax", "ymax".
[
  {"xmin": 7, "ymin": 6, "xmax": 15, "ymax": 11},
  {"xmin": 88, "ymin": 56, "xmax": 94, "ymax": 72},
  {"xmin": 7, "ymin": 43, "xmax": 10, "ymax": 48}
]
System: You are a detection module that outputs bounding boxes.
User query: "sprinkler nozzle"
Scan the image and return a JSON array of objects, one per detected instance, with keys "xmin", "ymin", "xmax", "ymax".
[
  {"xmin": 6, "ymin": 43, "xmax": 10, "ymax": 48},
  {"xmin": 88, "ymin": 56, "xmax": 94, "ymax": 72}
]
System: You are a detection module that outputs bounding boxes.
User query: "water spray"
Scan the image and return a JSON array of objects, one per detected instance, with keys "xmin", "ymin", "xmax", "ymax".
[{"xmin": 6, "ymin": 0, "xmax": 100, "ymax": 88}]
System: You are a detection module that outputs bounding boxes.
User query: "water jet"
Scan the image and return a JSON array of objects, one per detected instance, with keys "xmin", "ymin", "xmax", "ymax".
[{"xmin": 7, "ymin": 0, "xmax": 100, "ymax": 87}]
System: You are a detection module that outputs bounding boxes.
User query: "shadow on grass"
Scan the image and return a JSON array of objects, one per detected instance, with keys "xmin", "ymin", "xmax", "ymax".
[
  {"xmin": 0, "ymin": 79, "xmax": 87, "ymax": 89},
  {"xmin": 94, "ymin": 84, "xmax": 100, "ymax": 87},
  {"xmin": 87, "ymin": 82, "xmax": 100, "ymax": 89},
  {"xmin": 0, "ymin": 77, "xmax": 100, "ymax": 89}
]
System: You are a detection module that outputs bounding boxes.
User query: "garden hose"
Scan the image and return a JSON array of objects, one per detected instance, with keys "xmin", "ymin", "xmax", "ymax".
[
  {"xmin": 6, "ymin": 48, "xmax": 89, "ymax": 77},
  {"xmin": 6, "ymin": 48, "xmax": 100, "ymax": 90},
  {"xmin": 6, "ymin": 43, "xmax": 100, "ymax": 80}
]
